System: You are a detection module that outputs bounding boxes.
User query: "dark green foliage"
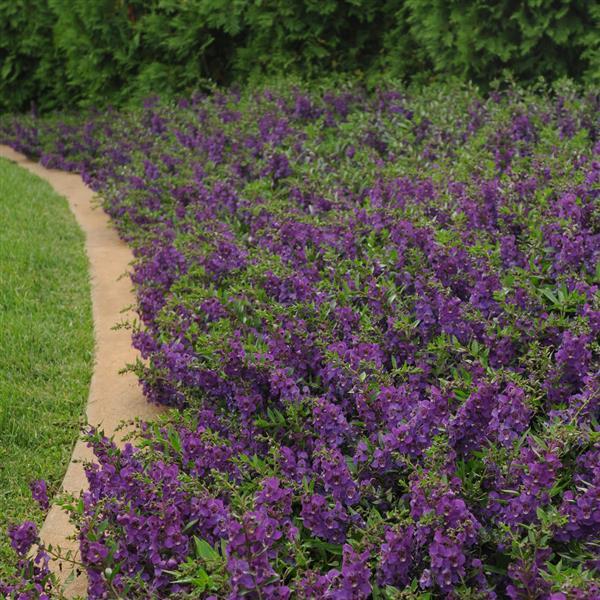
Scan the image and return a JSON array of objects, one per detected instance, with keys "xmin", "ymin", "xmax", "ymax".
[
  {"xmin": 47, "ymin": 0, "xmax": 395, "ymax": 105},
  {"xmin": 1, "ymin": 0, "xmax": 598, "ymax": 112},
  {"xmin": 0, "ymin": 1, "xmax": 67, "ymax": 112},
  {"xmin": 403, "ymin": 0, "xmax": 600, "ymax": 84},
  {"xmin": 48, "ymin": 0, "xmax": 139, "ymax": 105}
]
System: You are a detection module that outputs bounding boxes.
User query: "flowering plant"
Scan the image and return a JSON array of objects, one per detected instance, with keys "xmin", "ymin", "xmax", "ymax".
[{"xmin": 1, "ymin": 79, "xmax": 598, "ymax": 598}]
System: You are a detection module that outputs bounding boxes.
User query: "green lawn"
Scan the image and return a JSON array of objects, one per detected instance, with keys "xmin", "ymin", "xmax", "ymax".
[{"xmin": 0, "ymin": 158, "xmax": 93, "ymax": 574}]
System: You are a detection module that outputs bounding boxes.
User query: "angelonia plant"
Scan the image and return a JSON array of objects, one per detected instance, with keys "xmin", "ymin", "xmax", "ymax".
[{"xmin": 0, "ymin": 78, "xmax": 598, "ymax": 599}]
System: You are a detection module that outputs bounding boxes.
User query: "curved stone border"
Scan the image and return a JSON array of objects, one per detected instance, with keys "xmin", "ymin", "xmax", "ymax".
[{"xmin": 0, "ymin": 146, "xmax": 163, "ymax": 597}]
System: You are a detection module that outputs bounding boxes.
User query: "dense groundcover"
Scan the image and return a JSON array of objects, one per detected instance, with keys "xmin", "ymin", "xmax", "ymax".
[{"xmin": 1, "ymin": 81, "xmax": 599, "ymax": 598}]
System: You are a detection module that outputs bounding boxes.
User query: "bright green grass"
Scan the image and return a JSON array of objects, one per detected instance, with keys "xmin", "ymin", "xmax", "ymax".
[{"xmin": 0, "ymin": 158, "xmax": 93, "ymax": 574}]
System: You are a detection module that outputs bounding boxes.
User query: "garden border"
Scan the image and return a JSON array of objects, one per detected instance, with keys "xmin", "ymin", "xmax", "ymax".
[{"xmin": 0, "ymin": 146, "xmax": 163, "ymax": 597}]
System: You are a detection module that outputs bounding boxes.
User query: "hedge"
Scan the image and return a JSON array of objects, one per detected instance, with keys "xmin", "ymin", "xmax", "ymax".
[{"xmin": 1, "ymin": 2, "xmax": 598, "ymax": 115}]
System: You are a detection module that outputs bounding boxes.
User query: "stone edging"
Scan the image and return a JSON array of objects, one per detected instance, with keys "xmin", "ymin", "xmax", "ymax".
[{"xmin": 0, "ymin": 146, "xmax": 163, "ymax": 598}]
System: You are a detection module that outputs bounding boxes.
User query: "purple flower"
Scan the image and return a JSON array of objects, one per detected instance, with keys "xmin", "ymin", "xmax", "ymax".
[
  {"xmin": 377, "ymin": 526, "xmax": 415, "ymax": 587},
  {"xmin": 301, "ymin": 494, "xmax": 349, "ymax": 544},
  {"xmin": 81, "ymin": 540, "xmax": 109, "ymax": 565},
  {"xmin": 487, "ymin": 383, "xmax": 532, "ymax": 447},
  {"xmin": 429, "ymin": 530, "xmax": 467, "ymax": 592},
  {"xmin": 30, "ymin": 479, "xmax": 49, "ymax": 511},
  {"xmin": 8, "ymin": 521, "xmax": 38, "ymax": 556}
]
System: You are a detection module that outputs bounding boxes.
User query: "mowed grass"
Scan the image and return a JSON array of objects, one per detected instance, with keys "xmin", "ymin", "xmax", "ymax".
[{"xmin": 0, "ymin": 158, "xmax": 93, "ymax": 574}]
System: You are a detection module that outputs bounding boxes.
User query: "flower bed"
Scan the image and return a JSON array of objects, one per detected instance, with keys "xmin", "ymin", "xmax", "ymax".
[{"xmin": 1, "ymin": 81, "xmax": 599, "ymax": 599}]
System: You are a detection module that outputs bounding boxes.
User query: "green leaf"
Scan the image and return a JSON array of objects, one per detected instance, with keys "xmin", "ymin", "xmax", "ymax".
[
  {"xmin": 194, "ymin": 537, "xmax": 220, "ymax": 561},
  {"xmin": 305, "ymin": 538, "xmax": 343, "ymax": 555},
  {"xmin": 484, "ymin": 563, "xmax": 508, "ymax": 576},
  {"xmin": 168, "ymin": 428, "xmax": 183, "ymax": 453}
]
